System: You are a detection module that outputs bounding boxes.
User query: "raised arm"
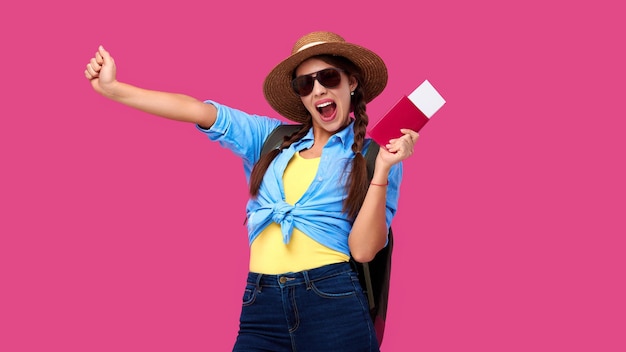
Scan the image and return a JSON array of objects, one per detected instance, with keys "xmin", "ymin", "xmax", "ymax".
[
  {"xmin": 84, "ymin": 46, "xmax": 216, "ymax": 129},
  {"xmin": 349, "ymin": 129, "xmax": 419, "ymax": 262}
]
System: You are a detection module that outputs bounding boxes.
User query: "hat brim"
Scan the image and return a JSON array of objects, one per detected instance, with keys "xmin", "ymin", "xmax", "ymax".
[{"xmin": 263, "ymin": 42, "xmax": 388, "ymax": 123}]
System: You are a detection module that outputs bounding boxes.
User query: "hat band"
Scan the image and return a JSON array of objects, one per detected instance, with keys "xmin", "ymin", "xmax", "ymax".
[{"xmin": 296, "ymin": 41, "xmax": 328, "ymax": 53}]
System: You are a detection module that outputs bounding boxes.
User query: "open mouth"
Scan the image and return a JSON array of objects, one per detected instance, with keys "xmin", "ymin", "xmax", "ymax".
[{"xmin": 317, "ymin": 101, "xmax": 337, "ymax": 120}]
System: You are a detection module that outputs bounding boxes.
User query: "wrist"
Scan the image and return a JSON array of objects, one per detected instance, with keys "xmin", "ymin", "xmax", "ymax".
[{"xmin": 370, "ymin": 180, "xmax": 388, "ymax": 187}]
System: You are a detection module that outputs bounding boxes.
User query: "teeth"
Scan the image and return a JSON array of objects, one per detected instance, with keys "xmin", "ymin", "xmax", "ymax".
[{"xmin": 316, "ymin": 102, "xmax": 332, "ymax": 108}]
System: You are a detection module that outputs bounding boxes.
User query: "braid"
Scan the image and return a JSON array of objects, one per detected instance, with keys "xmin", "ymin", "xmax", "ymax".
[
  {"xmin": 249, "ymin": 122, "xmax": 311, "ymax": 197},
  {"xmin": 343, "ymin": 86, "xmax": 370, "ymax": 219},
  {"xmin": 252, "ymin": 54, "xmax": 376, "ymax": 219}
]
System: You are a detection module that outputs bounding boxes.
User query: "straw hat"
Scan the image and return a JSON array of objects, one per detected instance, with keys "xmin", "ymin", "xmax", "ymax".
[{"xmin": 263, "ymin": 31, "xmax": 388, "ymax": 123}]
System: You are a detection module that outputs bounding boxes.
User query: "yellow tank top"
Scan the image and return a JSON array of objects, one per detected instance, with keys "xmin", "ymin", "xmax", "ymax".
[{"xmin": 249, "ymin": 151, "xmax": 350, "ymax": 274}]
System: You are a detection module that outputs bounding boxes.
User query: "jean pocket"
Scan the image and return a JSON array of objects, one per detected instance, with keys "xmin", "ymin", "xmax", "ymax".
[
  {"xmin": 242, "ymin": 281, "xmax": 259, "ymax": 306},
  {"xmin": 310, "ymin": 272, "xmax": 358, "ymax": 299}
]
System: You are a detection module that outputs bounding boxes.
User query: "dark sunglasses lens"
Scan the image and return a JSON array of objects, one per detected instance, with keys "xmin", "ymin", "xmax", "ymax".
[
  {"xmin": 291, "ymin": 68, "xmax": 343, "ymax": 96},
  {"xmin": 318, "ymin": 69, "xmax": 341, "ymax": 88},
  {"xmin": 292, "ymin": 76, "xmax": 314, "ymax": 96}
]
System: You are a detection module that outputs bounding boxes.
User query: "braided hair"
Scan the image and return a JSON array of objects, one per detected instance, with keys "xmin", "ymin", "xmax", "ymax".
[{"xmin": 249, "ymin": 55, "xmax": 371, "ymax": 220}]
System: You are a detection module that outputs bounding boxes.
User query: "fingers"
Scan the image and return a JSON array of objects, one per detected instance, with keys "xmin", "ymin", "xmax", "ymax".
[
  {"xmin": 383, "ymin": 129, "xmax": 419, "ymax": 159},
  {"xmin": 387, "ymin": 130, "xmax": 418, "ymax": 147},
  {"xmin": 84, "ymin": 48, "xmax": 101, "ymax": 79},
  {"xmin": 84, "ymin": 45, "xmax": 114, "ymax": 81},
  {"xmin": 400, "ymin": 128, "xmax": 419, "ymax": 144},
  {"xmin": 84, "ymin": 57, "xmax": 101, "ymax": 79}
]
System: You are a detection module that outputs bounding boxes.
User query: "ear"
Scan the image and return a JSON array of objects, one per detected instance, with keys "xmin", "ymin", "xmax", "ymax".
[{"xmin": 349, "ymin": 76, "xmax": 358, "ymax": 92}]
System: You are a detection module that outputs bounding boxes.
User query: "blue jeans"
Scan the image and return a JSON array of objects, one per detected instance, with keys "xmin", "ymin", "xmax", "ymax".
[{"xmin": 233, "ymin": 262, "xmax": 380, "ymax": 352}]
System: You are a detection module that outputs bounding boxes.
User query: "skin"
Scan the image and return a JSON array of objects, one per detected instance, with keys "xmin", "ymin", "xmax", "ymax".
[
  {"xmin": 84, "ymin": 46, "xmax": 419, "ymax": 263},
  {"xmin": 85, "ymin": 46, "xmax": 217, "ymax": 128},
  {"xmin": 293, "ymin": 58, "xmax": 419, "ymax": 262},
  {"xmin": 295, "ymin": 58, "xmax": 358, "ymax": 159}
]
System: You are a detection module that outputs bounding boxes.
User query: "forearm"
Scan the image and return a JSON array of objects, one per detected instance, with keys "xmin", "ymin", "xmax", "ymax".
[
  {"xmin": 349, "ymin": 166, "xmax": 391, "ymax": 262},
  {"xmin": 99, "ymin": 81, "xmax": 216, "ymax": 127}
]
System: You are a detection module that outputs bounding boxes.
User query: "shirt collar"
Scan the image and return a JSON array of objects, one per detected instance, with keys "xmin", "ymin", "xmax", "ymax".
[
  {"xmin": 334, "ymin": 120, "xmax": 356, "ymax": 149},
  {"xmin": 299, "ymin": 120, "xmax": 356, "ymax": 150}
]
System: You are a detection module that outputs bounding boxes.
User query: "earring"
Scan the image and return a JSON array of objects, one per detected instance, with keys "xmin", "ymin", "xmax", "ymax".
[{"xmin": 350, "ymin": 91, "xmax": 354, "ymax": 96}]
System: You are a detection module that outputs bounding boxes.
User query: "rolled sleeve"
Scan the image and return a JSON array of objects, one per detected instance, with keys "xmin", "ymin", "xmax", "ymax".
[
  {"xmin": 196, "ymin": 100, "xmax": 283, "ymax": 176},
  {"xmin": 385, "ymin": 162, "xmax": 403, "ymax": 230}
]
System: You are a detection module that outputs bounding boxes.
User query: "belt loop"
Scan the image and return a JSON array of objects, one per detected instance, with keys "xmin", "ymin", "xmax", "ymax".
[
  {"xmin": 255, "ymin": 273, "xmax": 263, "ymax": 292},
  {"xmin": 303, "ymin": 270, "xmax": 312, "ymax": 290}
]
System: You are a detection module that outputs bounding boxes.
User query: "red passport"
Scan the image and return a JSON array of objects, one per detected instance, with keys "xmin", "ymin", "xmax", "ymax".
[{"xmin": 368, "ymin": 80, "xmax": 445, "ymax": 147}]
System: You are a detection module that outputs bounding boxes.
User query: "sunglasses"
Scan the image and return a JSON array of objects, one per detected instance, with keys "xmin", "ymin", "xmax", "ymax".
[{"xmin": 291, "ymin": 68, "xmax": 345, "ymax": 97}]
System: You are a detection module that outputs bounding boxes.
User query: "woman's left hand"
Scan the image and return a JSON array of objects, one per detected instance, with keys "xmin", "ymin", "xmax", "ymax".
[{"xmin": 378, "ymin": 128, "xmax": 419, "ymax": 165}]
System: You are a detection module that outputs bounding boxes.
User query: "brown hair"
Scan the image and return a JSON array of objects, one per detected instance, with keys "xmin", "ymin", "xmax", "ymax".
[{"xmin": 250, "ymin": 55, "xmax": 370, "ymax": 219}]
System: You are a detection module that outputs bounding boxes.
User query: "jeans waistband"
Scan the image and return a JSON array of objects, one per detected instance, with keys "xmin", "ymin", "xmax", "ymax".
[{"xmin": 248, "ymin": 262, "xmax": 353, "ymax": 288}]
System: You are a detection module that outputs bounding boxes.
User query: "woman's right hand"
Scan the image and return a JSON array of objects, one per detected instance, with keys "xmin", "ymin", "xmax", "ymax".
[
  {"xmin": 84, "ymin": 45, "xmax": 117, "ymax": 96},
  {"xmin": 82, "ymin": 45, "xmax": 217, "ymax": 127}
]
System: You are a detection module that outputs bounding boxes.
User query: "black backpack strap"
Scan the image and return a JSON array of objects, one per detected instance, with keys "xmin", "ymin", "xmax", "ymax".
[
  {"xmin": 361, "ymin": 139, "xmax": 380, "ymax": 310},
  {"xmin": 364, "ymin": 140, "xmax": 380, "ymax": 180},
  {"xmin": 261, "ymin": 124, "xmax": 303, "ymax": 156}
]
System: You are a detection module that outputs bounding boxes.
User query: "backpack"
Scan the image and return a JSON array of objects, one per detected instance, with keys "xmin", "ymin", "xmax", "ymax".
[{"xmin": 260, "ymin": 124, "xmax": 394, "ymax": 347}]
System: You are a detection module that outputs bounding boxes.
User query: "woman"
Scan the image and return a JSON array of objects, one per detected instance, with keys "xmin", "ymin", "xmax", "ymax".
[{"xmin": 85, "ymin": 31, "xmax": 418, "ymax": 352}]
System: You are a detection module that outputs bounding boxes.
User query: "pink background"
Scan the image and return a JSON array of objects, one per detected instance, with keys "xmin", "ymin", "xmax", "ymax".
[{"xmin": 1, "ymin": 0, "xmax": 624, "ymax": 351}]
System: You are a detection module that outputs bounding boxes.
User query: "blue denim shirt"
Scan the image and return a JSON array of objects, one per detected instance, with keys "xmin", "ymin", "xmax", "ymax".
[{"xmin": 196, "ymin": 101, "xmax": 402, "ymax": 256}]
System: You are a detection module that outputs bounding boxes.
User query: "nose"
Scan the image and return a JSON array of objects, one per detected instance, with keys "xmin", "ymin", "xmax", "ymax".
[{"xmin": 310, "ymin": 77, "xmax": 327, "ymax": 96}]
